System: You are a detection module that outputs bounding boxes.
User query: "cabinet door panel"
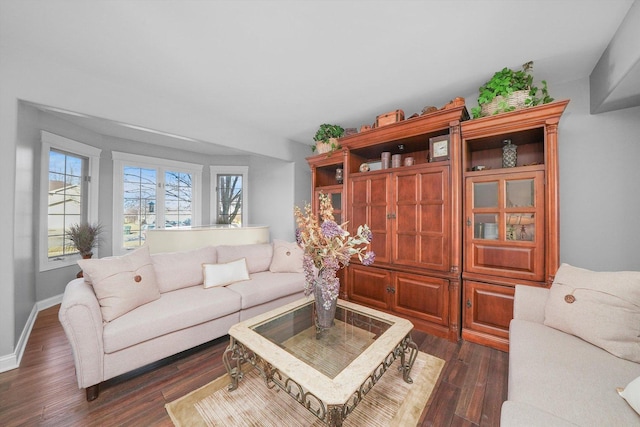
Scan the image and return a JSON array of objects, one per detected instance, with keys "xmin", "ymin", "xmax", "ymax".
[
  {"xmin": 393, "ymin": 167, "xmax": 450, "ymax": 271},
  {"xmin": 463, "ymin": 281, "xmax": 513, "ymax": 339},
  {"xmin": 349, "ymin": 174, "xmax": 391, "ymax": 264},
  {"xmin": 473, "ymin": 244, "xmax": 537, "ymax": 274},
  {"xmin": 394, "ymin": 273, "xmax": 449, "ymax": 325},
  {"xmin": 347, "ymin": 265, "xmax": 390, "ymax": 310}
]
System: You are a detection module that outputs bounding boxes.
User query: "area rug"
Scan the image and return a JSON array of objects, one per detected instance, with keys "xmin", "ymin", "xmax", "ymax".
[{"xmin": 165, "ymin": 351, "xmax": 444, "ymax": 427}]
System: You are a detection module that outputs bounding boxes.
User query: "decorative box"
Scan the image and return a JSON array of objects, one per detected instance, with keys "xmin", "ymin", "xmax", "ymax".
[{"xmin": 375, "ymin": 109, "xmax": 404, "ymax": 127}]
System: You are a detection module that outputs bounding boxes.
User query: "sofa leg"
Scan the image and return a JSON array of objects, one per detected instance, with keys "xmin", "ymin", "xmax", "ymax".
[{"xmin": 86, "ymin": 384, "xmax": 100, "ymax": 401}]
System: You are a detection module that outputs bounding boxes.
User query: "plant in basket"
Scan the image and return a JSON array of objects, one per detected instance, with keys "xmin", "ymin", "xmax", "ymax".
[
  {"xmin": 471, "ymin": 61, "xmax": 554, "ymax": 119},
  {"xmin": 294, "ymin": 193, "xmax": 374, "ymax": 330},
  {"xmin": 312, "ymin": 124, "xmax": 344, "ymax": 154}
]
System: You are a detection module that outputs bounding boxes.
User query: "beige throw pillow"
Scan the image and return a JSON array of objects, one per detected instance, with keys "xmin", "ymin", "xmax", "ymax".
[
  {"xmin": 78, "ymin": 246, "xmax": 160, "ymax": 322},
  {"xmin": 544, "ymin": 263, "xmax": 640, "ymax": 362},
  {"xmin": 269, "ymin": 239, "xmax": 304, "ymax": 273},
  {"xmin": 203, "ymin": 258, "xmax": 250, "ymax": 288}
]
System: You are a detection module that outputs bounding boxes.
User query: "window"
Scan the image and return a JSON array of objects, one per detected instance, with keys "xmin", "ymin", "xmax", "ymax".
[
  {"xmin": 210, "ymin": 166, "xmax": 248, "ymax": 226},
  {"xmin": 113, "ymin": 152, "xmax": 202, "ymax": 254},
  {"xmin": 40, "ymin": 132, "xmax": 101, "ymax": 271}
]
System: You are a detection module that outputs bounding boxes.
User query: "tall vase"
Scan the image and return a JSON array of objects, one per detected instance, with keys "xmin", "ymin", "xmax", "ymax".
[{"xmin": 314, "ymin": 283, "xmax": 338, "ymax": 332}]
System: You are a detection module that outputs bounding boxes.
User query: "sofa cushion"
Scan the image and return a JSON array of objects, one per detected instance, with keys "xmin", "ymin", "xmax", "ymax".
[
  {"xmin": 508, "ymin": 318, "xmax": 640, "ymax": 426},
  {"xmin": 544, "ymin": 263, "xmax": 640, "ymax": 362},
  {"xmin": 226, "ymin": 271, "xmax": 304, "ymax": 309},
  {"xmin": 203, "ymin": 258, "xmax": 250, "ymax": 288},
  {"xmin": 618, "ymin": 375, "xmax": 640, "ymax": 415},
  {"xmin": 78, "ymin": 246, "xmax": 160, "ymax": 322},
  {"xmin": 500, "ymin": 401, "xmax": 578, "ymax": 427},
  {"xmin": 216, "ymin": 243, "xmax": 273, "ymax": 274},
  {"xmin": 152, "ymin": 246, "xmax": 217, "ymax": 293},
  {"xmin": 103, "ymin": 284, "xmax": 242, "ymax": 353},
  {"xmin": 269, "ymin": 239, "xmax": 304, "ymax": 273}
]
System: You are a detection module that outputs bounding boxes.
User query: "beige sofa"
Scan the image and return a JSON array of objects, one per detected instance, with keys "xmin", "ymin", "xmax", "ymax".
[
  {"xmin": 501, "ymin": 264, "xmax": 640, "ymax": 426},
  {"xmin": 59, "ymin": 241, "xmax": 305, "ymax": 401}
]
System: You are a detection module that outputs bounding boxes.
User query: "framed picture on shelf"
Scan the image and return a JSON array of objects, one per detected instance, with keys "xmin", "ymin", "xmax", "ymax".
[{"xmin": 429, "ymin": 135, "xmax": 450, "ymax": 162}]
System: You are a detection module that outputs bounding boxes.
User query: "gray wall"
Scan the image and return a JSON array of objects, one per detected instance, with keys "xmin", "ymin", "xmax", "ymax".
[{"xmin": 556, "ymin": 78, "xmax": 640, "ymax": 270}]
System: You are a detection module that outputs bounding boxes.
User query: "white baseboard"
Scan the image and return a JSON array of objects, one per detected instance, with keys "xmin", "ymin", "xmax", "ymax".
[{"xmin": 0, "ymin": 294, "xmax": 64, "ymax": 373}]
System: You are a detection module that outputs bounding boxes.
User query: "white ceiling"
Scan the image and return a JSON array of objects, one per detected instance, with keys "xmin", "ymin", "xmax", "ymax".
[{"xmin": 1, "ymin": 0, "xmax": 636, "ymax": 154}]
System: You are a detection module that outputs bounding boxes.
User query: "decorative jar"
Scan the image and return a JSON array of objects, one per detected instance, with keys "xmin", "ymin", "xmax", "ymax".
[{"xmin": 502, "ymin": 139, "xmax": 517, "ymax": 168}]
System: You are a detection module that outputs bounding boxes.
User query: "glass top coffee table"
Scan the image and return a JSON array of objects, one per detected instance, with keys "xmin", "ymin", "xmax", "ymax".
[{"xmin": 223, "ymin": 298, "xmax": 418, "ymax": 426}]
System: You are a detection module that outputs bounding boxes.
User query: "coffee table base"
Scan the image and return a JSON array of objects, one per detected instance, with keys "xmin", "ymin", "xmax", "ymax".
[{"xmin": 222, "ymin": 334, "xmax": 418, "ymax": 426}]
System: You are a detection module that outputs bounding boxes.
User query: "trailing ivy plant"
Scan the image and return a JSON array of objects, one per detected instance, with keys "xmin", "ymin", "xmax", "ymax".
[
  {"xmin": 312, "ymin": 124, "xmax": 345, "ymax": 152},
  {"xmin": 471, "ymin": 61, "xmax": 554, "ymax": 119}
]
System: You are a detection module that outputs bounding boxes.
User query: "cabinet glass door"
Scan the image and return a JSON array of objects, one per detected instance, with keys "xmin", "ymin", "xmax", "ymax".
[
  {"xmin": 465, "ymin": 171, "xmax": 545, "ymax": 281},
  {"xmin": 472, "ymin": 181, "xmax": 499, "ymax": 240}
]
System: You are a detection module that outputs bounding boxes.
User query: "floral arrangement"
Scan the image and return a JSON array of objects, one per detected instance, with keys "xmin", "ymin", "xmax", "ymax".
[{"xmin": 294, "ymin": 193, "xmax": 374, "ymax": 309}]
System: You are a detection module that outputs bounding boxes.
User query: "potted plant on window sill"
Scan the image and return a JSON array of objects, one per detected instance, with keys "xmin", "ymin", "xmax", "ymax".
[
  {"xmin": 312, "ymin": 124, "xmax": 345, "ymax": 154},
  {"xmin": 67, "ymin": 222, "xmax": 103, "ymax": 277},
  {"xmin": 471, "ymin": 61, "xmax": 554, "ymax": 119}
]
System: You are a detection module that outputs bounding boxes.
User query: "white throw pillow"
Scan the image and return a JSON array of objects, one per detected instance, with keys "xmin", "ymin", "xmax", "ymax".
[
  {"xmin": 203, "ymin": 258, "xmax": 250, "ymax": 288},
  {"xmin": 269, "ymin": 239, "xmax": 304, "ymax": 273},
  {"xmin": 618, "ymin": 376, "xmax": 640, "ymax": 415},
  {"xmin": 78, "ymin": 246, "xmax": 160, "ymax": 322},
  {"xmin": 544, "ymin": 263, "xmax": 640, "ymax": 362}
]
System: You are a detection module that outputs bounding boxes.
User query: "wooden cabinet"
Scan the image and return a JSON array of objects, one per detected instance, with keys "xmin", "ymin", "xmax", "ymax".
[
  {"xmin": 339, "ymin": 105, "xmax": 466, "ymax": 341},
  {"xmin": 348, "ymin": 164, "xmax": 450, "ymax": 270},
  {"xmin": 305, "ymin": 99, "xmax": 568, "ymax": 351},
  {"xmin": 460, "ymin": 100, "xmax": 569, "ymax": 351},
  {"xmin": 348, "ymin": 264, "xmax": 451, "ymax": 338}
]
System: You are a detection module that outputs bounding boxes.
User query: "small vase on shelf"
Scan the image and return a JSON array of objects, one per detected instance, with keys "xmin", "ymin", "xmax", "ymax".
[{"xmin": 502, "ymin": 139, "xmax": 517, "ymax": 168}]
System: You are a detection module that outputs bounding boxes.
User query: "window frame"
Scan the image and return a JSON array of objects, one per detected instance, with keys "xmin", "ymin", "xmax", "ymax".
[
  {"xmin": 112, "ymin": 152, "xmax": 203, "ymax": 255},
  {"xmin": 210, "ymin": 165, "xmax": 248, "ymax": 226},
  {"xmin": 39, "ymin": 131, "xmax": 101, "ymax": 272}
]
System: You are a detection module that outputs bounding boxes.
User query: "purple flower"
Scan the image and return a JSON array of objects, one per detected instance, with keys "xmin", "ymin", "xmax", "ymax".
[
  {"xmin": 321, "ymin": 220, "xmax": 345, "ymax": 239},
  {"xmin": 323, "ymin": 256, "xmax": 340, "ymax": 271},
  {"xmin": 362, "ymin": 251, "xmax": 376, "ymax": 266},
  {"xmin": 363, "ymin": 228, "xmax": 373, "ymax": 242}
]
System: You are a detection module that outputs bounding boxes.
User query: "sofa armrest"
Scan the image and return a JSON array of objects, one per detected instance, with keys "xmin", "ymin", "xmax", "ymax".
[
  {"xmin": 58, "ymin": 278, "xmax": 105, "ymax": 389},
  {"xmin": 513, "ymin": 285, "xmax": 549, "ymax": 324}
]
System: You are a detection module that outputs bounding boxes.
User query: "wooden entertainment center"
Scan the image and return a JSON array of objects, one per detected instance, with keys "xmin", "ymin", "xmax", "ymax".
[{"xmin": 306, "ymin": 99, "xmax": 569, "ymax": 351}]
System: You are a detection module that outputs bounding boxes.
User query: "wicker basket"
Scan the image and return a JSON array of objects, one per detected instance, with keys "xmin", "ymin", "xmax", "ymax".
[{"xmin": 480, "ymin": 90, "xmax": 531, "ymax": 116}]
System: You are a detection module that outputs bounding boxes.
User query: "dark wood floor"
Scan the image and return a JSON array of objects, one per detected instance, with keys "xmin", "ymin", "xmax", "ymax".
[{"xmin": 0, "ymin": 305, "xmax": 508, "ymax": 426}]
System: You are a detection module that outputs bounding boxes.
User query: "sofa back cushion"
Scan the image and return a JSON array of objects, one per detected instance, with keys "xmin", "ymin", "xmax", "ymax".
[
  {"xmin": 216, "ymin": 243, "xmax": 273, "ymax": 274},
  {"xmin": 152, "ymin": 246, "xmax": 217, "ymax": 293},
  {"xmin": 78, "ymin": 246, "xmax": 160, "ymax": 322},
  {"xmin": 544, "ymin": 263, "xmax": 640, "ymax": 362},
  {"xmin": 269, "ymin": 239, "xmax": 304, "ymax": 273}
]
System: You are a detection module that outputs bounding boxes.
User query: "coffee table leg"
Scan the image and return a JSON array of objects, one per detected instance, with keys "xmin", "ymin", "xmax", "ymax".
[
  {"xmin": 222, "ymin": 337, "xmax": 243, "ymax": 391},
  {"xmin": 400, "ymin": 334, "xmax": 418, "ymax": 383},
  {"xmin": 326, "ymin": 405, "xmax": 345, "ymax": 427}
]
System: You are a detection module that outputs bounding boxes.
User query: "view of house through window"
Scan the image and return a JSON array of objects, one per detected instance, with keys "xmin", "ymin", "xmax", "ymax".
[
  {"xmin": 216, "ymin": 174, "xmax": 242, "ymax": 225},
  {"xmin": 48, "ymin": 149, "xmax": 87, "ymax": 258},
  {"xmin": 122, "ymin": 166, "xmax": 194, "ymax": 249},
  {"xmin": 123, "ymin": 166, "xmax": 157, "ymax": 249}
]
